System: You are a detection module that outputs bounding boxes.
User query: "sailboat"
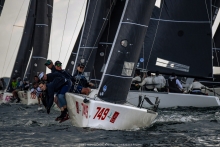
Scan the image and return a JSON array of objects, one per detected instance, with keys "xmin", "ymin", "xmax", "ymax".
[
  {"xmin": 0, "ymin": 0, "xmax": 53, "ymax": 105},
  {"xmin": 66, "ymin": 0, "xmax": 158, "ymax": 130},
  {"xmin": 127, "ymin": 0, "xmax": 220, "ymax": 108},
  {"xmin": 0, "ymin": 0, "xmax": 30, "ymax": 104}
]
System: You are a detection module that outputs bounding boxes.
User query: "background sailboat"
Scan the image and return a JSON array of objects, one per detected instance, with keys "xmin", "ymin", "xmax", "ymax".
[{"xmin": 127, "ymin": 0, "xmax": 220, "ymax": 108}]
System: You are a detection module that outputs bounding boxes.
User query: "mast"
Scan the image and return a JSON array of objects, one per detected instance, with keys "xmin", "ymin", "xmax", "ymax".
[
  {"xmin": 98, "ymin": 0, "xmax": 156, "ymax": 103},
  {"xmin": 139, "ymin": 0, "xmax": 212, "ymax": 78},
  {"xmin": 72, "ymin": 0, "xmax": 116, "ymax": 77},
  {"xmin": 28, "ymin": 0, "xmax": 53, "ymax": 81}
]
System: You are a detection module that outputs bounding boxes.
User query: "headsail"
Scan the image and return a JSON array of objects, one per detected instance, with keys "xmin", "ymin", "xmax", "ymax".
[
  {"xmin": 0, "ymin": 0, "xmax": 30, "ymax": 78},
  {"xmin": 138, "ymin": 0, "xmax": 212, "ymax": 78},
  {"xmin": 98, "ymin": 0, "xmax": 156, "ymax": 103},
  {"xmin": 10, "ymin": 0, "xmax": 37, "ymax": 80}
]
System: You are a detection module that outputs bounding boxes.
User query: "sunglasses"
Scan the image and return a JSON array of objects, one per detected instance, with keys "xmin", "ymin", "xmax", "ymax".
[
  {"xmin": 80, "ymin": 66, "xmax": 84, "ymax": 69},
  {"xmin": 56, "ymin": 64, "xmax": 62, "ymax": 67}
]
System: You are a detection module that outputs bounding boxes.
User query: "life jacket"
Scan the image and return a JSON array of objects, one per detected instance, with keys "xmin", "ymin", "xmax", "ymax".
[{"xmin": 168, "ymin": 78, "xmax": 182, "ymax": 93}]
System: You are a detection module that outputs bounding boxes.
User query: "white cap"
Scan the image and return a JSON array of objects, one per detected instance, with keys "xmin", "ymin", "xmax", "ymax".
[{"xmin": 38, "ymin": 72, "xmax": 44, "ymax": 80}]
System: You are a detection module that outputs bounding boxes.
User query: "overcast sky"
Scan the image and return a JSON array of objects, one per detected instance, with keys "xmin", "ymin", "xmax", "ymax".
[{"xmin": 0, "ymin": 0, "xmax": 86, "ymax": 77}]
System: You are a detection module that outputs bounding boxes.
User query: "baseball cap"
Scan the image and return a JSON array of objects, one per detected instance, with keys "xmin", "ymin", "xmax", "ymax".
[
  {"xmin": 77, "ymin": 63, "xmax": 85, "ymax": 68},
  {"xmin": 38, "ymin": 72, "xmax": 44, "ymax": 80},
  {"xmin": 44, "ymin": 60, "xmax": 52, "ymax": 66},
  {"xmin": 55, "ymin": 61, "xmax": 62, "ymax": 67}
]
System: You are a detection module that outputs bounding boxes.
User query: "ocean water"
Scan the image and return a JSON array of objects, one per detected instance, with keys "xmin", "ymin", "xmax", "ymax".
[{"xmin": 0, "ymin": 103, "xmax": 220, "ymax": 147}]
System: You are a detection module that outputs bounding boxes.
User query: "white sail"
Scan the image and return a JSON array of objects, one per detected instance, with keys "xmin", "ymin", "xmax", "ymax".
[
  {"xmin": 46, "ymin": 0, "xmax": 86, "ymax": 73},
  {"xmin": 0, "ymin": 0, "xmax": 29, "ymax": 78}
]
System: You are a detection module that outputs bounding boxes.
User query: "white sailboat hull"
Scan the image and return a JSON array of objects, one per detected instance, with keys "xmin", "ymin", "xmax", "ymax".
[
  {"xmin": 127, "ymin": 91, "xmax": 220, "ymax": 108},
  {"xmin": 18, "ymin": 91, "xmax": 38, "ymax": 105},
  {"xmin": 0, "ymin": 92, "xmax": 13, "ymax": 104},
  {"xmin": 66, "ymin": 91, "xmax": 158, "ymax": 130}
]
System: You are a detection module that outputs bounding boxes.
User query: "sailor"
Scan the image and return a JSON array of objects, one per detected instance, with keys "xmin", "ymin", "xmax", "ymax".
[
  {"xmin": 12, "ymin": 77, "xmax": 23, "ymax": 103},
  {"xmin": 30, "ymin": 82, "xmax": 43, "ymax": 110},
  {"xmin": 0, "ymin": 78, "xmax": 6, "ymax": 90},
  {"xmin": 38, "ymin": 71, "xmax": 64, "ymax": 83},
  {"xmin": 168, "ymin": 73, "xmax": 183, "ymax": 93},
  {"xmin": 130, "ymin": 69, "xmax": 141, "ymax": 90},
  {"xmin": 136, "ymin": 71, "xmax": 154, "ymax": 91},
  {"xmin": 38, "ymin": 77, "xmax": 71, "ymax": 123},
  {"xmin": 54, "ymin": 60, "xmax": 76, "ymax": 84},
  {"xmin": 73, "ymin": 63, "xmax": 94, "ymax": 95},
  {"xmin": 188, "ymin": 78, "xmax": 208, "ymax": 95},
  {"xmin": 153, "ymin": 71, "xmax": 167, "ymax": 92},
  {"xmin": 44, "ymin": 59, "xmax": 56, "ymax": 73}
]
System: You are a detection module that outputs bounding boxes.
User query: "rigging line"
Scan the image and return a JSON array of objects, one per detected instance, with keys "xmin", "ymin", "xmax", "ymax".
[
  {"xmin": 84, "ymin": 1, "xmax": 115, "ymax": 69},
  {"xmin": 0, "ymin": 0, "xmax": 26, "ymax": 77},
  {"xmin": 104, "ymin": 1, "xmax": 112, "ymax": 65},
  {"xmin": 145, "ymin": 0, "xmax": 165, "ymax": 70},
  {"xmin": 205, "ymin": 0, "xmax": 212, "ymax": 29},
  {"xmin": 58, "ymin": 0, "xmax": 70, "ymax": 60},
  {"xmin": 63, "ymin": 0, "xmax": 87, "ymax": 64},
  {"xmin": 213, "ymin": 41, "xmax": 219, "ymax": 66},
  {"xmin": 3, "ymin": 30, "xmax": 24, "ymax": 77},
  {"xmin": 82, "ymin": 0, "xmax": 99, "ymax": 57}
]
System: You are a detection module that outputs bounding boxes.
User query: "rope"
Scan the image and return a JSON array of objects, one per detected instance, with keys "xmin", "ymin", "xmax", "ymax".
[
  {"xmin": 63, "ymin": 0, "xmax": 87, "ymax": 64},
  {"xmin": 0, "ymin": 0, "xmax": 26, "ymax": 77},
  {"xmin": 58, "ymin": 0, "xmax": 70, "ymax": 60}
]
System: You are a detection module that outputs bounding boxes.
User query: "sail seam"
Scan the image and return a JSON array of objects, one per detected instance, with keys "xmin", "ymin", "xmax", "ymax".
[
  {"xmin": 32, "ymin": 56, "xmax": 47, "ymax": 60},
  {"xmin": 150, "ymin": 18, "xmax": 210, "ymax": 23},
  {"xmin": 99, "ymin": 42, "xmax": 112, "ymax": 44},
  {"xmin": 121, "ymin": 22, "xmax": 148, "ymax": 27},
  {"xmin": 104, "ymin": 74, "xmax": 132, "ymax": 79},
  {"xmin": 79, "ymin": 47, "xmax": 98, "ymax": 49},
  {"xmin": 36, "ymin": 24, "xmax": 48, "ymax": 26}
]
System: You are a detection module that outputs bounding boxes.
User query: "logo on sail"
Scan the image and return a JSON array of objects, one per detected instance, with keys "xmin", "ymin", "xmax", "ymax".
[{"xmin": 103, "ymin": 85, "xmax": 107, "ymax": 92}]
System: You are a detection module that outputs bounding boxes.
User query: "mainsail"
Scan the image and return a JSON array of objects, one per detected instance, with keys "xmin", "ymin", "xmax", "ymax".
[
  {"xmin": 138, "ymin": 0, "xmax": 212, "ymax": 78},
  {"xmin": 28, "ymin": 0, "xmax": 53, "ymax": 81},
  {"xmin": 98, "ymin": 0, "xmax": 156, "ymax": 103},
  {"xmin": 90, "ymin": 0, "xmax": 126, "ymax": 85},
  {"xmin": 72, "ymin": 0, "xmax": 115, "ymax": 77}
]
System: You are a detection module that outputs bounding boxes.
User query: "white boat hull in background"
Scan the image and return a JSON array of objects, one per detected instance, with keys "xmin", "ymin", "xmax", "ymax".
[
  {"xmin": 127, "ymin": 91, "xmax": 220, "ymax": 108},
  {"xmin": 0, "ymin": 92, "xmax": 13, "ymax": 104},
  {"xmin": 66, "ymin": 91, "xmax": 158, "ymax": 130},
  {"xmin": 18, "ymin": 91, "xmax": 38, "ymax": 105}
]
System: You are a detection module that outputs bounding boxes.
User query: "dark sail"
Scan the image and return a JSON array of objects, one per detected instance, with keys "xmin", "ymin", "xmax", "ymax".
[
  {"xmin": 73, "ymin": 0, "xmax": 115, "ymax": 77},
  {"xmin": 90, "ymin": 0, "xmax": 125, "ymax": 86},
  {"xmin": 0, "ymin": 0, "xmax": 5, "ymax": 16},
  {"xmin": 28, "ymin": 0, "xmax": 53, "ymax": 81},
  {"xmin": 65, "ymin": 28, "xmax": 82, "ymax": 74},
  {"xmin": 98, "ymin": 0, "xmax": 156, "ymax": 103},
  {"xmin": 10, "ymin": 0, "xmax": 37, "ymax": 79},
  {"xmin": 138, "ymin": 0, "xmax": 212, "ymax": 78}
]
